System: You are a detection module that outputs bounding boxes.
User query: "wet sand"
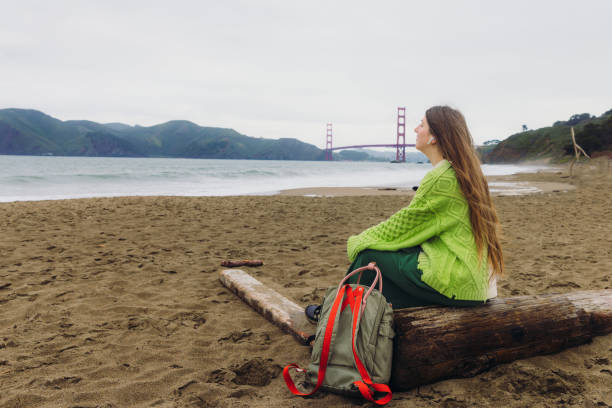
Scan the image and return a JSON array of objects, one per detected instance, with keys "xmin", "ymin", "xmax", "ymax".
[
  {"xmin": 0, "ymin": 159, "xmax": 610, "ymax": 407},
  {"xmin": 279, "ymin": 177, "xmax": 576, "ymax": 197}
]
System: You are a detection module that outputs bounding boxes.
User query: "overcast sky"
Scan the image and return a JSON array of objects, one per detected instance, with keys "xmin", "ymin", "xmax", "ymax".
[{"xmin": 1, "ymin": 0, "xmax": 611, "ymax": 149}]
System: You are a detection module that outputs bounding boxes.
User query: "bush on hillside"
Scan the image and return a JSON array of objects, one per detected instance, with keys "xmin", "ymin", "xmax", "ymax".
[
  {"xmin": 553, "ymin": 113, "xmax": 594, "ymax": 127},
  {"xmin": 563, "ymin": 116, "xmax": 612, "ymax": 156}
]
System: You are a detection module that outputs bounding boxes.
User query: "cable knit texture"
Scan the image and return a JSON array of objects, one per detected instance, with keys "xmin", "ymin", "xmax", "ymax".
[{"xmin": 347, "ymin": 160, "xmax": 489, "ymax": 301}]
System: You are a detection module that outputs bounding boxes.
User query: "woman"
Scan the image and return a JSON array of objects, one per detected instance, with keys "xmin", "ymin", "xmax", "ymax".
[{"xmin": 306, "ymin": 105, "xmax": 503, "ymax": 319}]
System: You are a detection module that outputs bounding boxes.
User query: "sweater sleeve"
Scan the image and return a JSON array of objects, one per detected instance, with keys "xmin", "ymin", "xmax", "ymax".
[{"xmin": 346, "ymin": 171, "xmax": 450, "ymax": 261}]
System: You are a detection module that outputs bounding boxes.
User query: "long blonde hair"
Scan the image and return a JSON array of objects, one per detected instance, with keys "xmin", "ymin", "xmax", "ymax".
[{"xmin": 425, "ymin": 106, "xmax": 504, "ymax": 278}]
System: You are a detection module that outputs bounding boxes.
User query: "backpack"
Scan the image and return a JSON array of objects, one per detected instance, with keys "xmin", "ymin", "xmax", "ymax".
[{"xmin": 283, "ymin": 262, "xmax": 394, "ymax": 405}]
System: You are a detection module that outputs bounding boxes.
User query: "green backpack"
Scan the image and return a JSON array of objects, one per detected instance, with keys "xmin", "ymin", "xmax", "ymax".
[{"xmin": 284, "ymin": 262, "xmax": 394, "ymax": 405}]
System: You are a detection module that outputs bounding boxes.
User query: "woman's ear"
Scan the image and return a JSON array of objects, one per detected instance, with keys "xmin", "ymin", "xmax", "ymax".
[{"xmin": 427, "ymin": 136, "xmax": 435, "ymax": 145}]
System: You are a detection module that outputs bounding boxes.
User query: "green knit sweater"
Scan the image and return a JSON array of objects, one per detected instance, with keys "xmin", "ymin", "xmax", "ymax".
[{"xmin": 347, "ymin": 160, "xmax": 489, "ymax": 301}]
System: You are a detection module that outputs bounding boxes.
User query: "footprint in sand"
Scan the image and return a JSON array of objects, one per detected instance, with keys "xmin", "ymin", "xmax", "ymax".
[
  {"xmin": 44, "ymin": 376, "xmax": 81, "ymax": 389},
  {"xmin": 502, "ymin": 364, "xmax": 585, "ymax": 397},
  {"xmin": 230, "ymin": 358, "xmax": 282, "ymax": 386},
  {"xmin": 584, "ymin": 357, "xmax": 610, "ymax": 369},
  {"xmin": 207, "ymin": 368, "xmax": 233, "ymax": 384},
  {"xmin": 218, "ymin": 329, "xmax": 272, "ymax": 346},
  {"xmin": 218, "ymin": 329, "xmax": 252, "ymax": 343}
]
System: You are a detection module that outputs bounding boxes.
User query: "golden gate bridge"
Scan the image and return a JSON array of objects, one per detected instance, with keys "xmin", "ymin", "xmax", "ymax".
[{"xmin": 325, "ymin": 107, "xmax": 415, "ymax": 162}]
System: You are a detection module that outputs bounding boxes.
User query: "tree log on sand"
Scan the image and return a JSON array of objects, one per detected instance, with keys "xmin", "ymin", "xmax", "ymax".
[{"xmin": 392, "ymin": 290, "xmax": 612, "ymax": 389}]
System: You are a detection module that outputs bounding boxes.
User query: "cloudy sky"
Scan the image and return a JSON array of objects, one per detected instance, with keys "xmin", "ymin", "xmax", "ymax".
[{"xmin": 1, "ymin": 0, "xmax": 611, "ymax": 149}]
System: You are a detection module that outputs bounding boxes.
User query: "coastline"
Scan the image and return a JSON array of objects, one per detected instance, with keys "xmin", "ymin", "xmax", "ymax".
[
  {"xmin": 0, "ymin": 157, "xmax": 558, "ymax": 203},
  {"xmin": 1, "ymin": 160, "xmax": 610, "ymax": 407}
]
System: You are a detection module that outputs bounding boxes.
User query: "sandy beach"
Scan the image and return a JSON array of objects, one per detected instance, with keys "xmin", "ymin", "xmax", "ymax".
[{"xmin": 1, "ymin": 159, "xmax": 611, "ymax": 407}]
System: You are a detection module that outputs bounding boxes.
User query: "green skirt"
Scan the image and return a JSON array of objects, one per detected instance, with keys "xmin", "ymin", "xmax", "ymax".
[{"xmin": 346, "ymin": 247, "xmax": 482, "ymax": 309}]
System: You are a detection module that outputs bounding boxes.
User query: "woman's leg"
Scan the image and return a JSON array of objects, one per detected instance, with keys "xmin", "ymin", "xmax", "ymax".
[{"xmin": 347, "ymin": 248, "xmax": 482, "ymax": 309}]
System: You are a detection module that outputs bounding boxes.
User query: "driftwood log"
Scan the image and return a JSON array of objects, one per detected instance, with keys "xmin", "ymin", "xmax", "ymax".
[
  {"xmin": 391, "ymin": 290, "xmax": 612, "ymax": 389},
  {"xmin": 219, "ymin": 269, "xmax": 612, "ymax": 389},
  {"xmin": 220, "ymin": 269, "xmax": 314, "ymax": 344}
]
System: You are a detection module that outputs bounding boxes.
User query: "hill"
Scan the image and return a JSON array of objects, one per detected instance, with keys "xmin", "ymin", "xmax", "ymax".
[
  {"xmin": 0, "ymin": 109, "xmax": 325, "ymax": 160},
  {"xmin": 479, "ymin": 109, "xmax": 612, "ymax": 163}
]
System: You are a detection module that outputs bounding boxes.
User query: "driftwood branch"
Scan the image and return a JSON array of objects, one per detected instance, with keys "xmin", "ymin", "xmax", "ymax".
[
  {"xmin": 569, "ymin": 126, "xmax": 591, "ymax": 178},
  {"xmin": 221, "ymin": 259, "xmax": 264, "ymax": 267}
]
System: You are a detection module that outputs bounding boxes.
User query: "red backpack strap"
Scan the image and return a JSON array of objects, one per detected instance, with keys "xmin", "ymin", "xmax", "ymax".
[
  {"xmin": 350, "ymin": 287, "xmax": 393, "ymax": 405},
  {"xmin": 283, "ymin": 284, "xmax": 347, "ymax": 396}
]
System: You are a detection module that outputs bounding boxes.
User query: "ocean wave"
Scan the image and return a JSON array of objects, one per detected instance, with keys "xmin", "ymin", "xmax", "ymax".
[
  {"xmin": 4, "ymin": 175, "xmax": 48, "ymax": 183},
  {"xmin": 0, "ymin": 156, "xmax": 551, "ymax": 202}
]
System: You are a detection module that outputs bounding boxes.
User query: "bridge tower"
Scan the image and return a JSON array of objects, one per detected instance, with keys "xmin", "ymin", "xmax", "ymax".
[
  {"xmin": 396, "ymin": 107, "xmax": 406, "ymax": 162},
  {"xmin": 325, "ymin": 123, "xmax": 333, "ymax": 161}
]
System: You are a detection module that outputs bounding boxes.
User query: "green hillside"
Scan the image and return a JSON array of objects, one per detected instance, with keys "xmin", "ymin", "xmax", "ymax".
[
  {"xmin": 0, "ymin": 109, "xmax": 325, "ymax": 160},
  {"xmin": 480, "ymin": 109, "xmax": 612, "ymax": 163},
  {"xmin": 0, "ymin": 110, "xmax": 142, "ymax": 156}
]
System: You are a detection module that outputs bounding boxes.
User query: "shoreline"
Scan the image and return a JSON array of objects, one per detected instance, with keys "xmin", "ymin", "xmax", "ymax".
[
  {"xmin": 280, "ymin": 164, "xmax": 576, "ymax": 197},
  {"xmin": 0, "ymin": 163, "xmax": 572, "ymax": 203}
]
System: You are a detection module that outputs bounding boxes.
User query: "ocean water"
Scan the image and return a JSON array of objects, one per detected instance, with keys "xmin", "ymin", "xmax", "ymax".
[{"xmin": 0, "ymin": 155, "xmax": 549, "ymax": 202}]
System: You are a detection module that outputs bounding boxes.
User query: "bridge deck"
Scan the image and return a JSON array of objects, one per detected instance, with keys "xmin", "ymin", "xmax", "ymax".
[{"xmin": 330, "ymin": 143, "xmax": 415, "ymax": 151}]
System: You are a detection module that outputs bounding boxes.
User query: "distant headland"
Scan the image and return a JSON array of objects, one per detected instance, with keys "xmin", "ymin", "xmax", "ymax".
[{"xmin": 478, "ymin": 109, "xmax": 612, "ymax": 163}]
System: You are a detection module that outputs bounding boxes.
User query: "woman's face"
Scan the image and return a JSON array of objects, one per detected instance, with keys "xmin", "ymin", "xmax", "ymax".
[{"xmin": 414, "ymin": 116, "xmax": 434, "ymax": 152}]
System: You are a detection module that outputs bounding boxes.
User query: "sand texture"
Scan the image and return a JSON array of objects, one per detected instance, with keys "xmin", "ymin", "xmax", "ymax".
[{"xmin": 1, "ymin": 160, "xmax": 611, "ymax": 407}]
